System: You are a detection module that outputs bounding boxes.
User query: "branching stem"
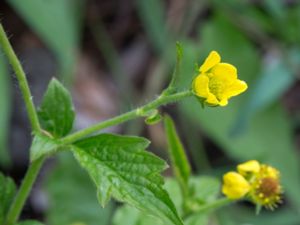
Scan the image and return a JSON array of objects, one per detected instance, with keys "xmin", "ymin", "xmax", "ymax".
[
  {"xmin": 0, "ymin": 23, "xmax": 44, "ymax": 225},
  {"xmin": 0, "ymin": 22, "xmax": 194, "ymax": 225}
]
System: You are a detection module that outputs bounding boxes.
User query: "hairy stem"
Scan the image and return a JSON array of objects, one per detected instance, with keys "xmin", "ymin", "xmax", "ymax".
[
  {"xmin": 5, "ymin": 157, "xmax": 45, "ymax": 225},
  {"xmin": 0, "ymin": 23, "xmax": 44, "ymax": 225},
  {"xmin": 61, "ymin": 90, "xmax": 193, "ymax": 144},
  {"xmin": 0, "ymin": 24, "xmax": 40, "ymax": 133}
]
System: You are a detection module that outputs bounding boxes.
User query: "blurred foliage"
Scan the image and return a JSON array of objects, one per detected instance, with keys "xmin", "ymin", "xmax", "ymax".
[
  {"xmin": 135, "ymin": 0, "xmax": 172, "ymax": 59},
  {"xmin": 15, "ymin": 221, "xmax": 44, "ymax": 225},
  {"xmin": 45, "ymin": 153, "xmax": 113, "ymax": 225},
  {"xmin": 220, "ymin": 206, "xmax": 300, "ymax": 225},
  {"xmin": 7, "ymin": 0, "xmax": 84, "ymax": 84},
  {"xmin": 0, "ymin": 173, "xmax": 16, "ymax": 224}
]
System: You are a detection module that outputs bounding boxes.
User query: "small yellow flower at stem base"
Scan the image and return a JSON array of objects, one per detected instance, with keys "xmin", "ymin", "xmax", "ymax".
[
  {"xmin": 222, "ymin": 172, "xmax": 250, "ymax": 199},
  {"xmin": 223, "ymin": 161, "xmax": 283, "ymax": 210},
  {"xmin": 193, "ymin": 51, "xmax": 247, "ymax": 107},
  {"xmin": 237, "ymin": 160, "xmax": 260, "ymax": 176}
]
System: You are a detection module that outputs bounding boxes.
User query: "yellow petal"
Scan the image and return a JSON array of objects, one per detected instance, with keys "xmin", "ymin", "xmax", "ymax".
[
  {"xmin": 193, "ymin": 74, "xmax": 210, "ymax": 98},
  {"xmin": 267, "ymin": 166, "xmax": 279, "ymax": 179},
  {"xmin": 237, "ymin": 160, "xmax": 260, "ymax": 176},
  {"xmin": 222, "ymin": 172, "xmax": 250, "ymax": 199},
  {"xmin": 226, "ymin": 80, "xmax": 248, "ymax": 98},
  {"xmin": 199, "ymin": 51, "xmax": 221, "ymax": 73},
  {"xmin": 206, "ymin": 93, "xmax": 219, "ymax": 105},
  {"xmin": 219, "ymin": 98, "xmax": 228, "ymax": 106},
  {"xmin": 261, "ymin": 164, "xmax": 280, "ymax": 179},
  {"xmin": 211, "ymin": 63, "xmax": 237, "ymax": 80}
]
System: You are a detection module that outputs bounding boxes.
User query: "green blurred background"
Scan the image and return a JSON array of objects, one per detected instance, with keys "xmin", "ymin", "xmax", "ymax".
[{"xmin": 0, "ymin": 0, "xmax": 300, "ymax": 224}]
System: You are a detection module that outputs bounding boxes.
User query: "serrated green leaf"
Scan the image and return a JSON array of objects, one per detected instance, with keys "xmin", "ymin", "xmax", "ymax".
[
  {"xmin": 30, "ymin": 133, "xmax": 60, "ymax": 162},
  {"xmin": 164, "ymin": 115, "xmax": 191, "ymax": 193},
  {"xmin": 15, "ymin": 220, "xmax": 44, "ymax": 225},
  {"xmin": 38, "ymin": 78, "xmax": 75, "ymax": 138},
  {"xmin": 112, "ymin": 177, "xmax": 220, "ymax": 225},
  {"xmin": 73, "ymin": 134, "xmax": 183, "ymax": 225},
  {"xmin": 0, "ymin": 173, "xmax": 16, "ymax": 224}
]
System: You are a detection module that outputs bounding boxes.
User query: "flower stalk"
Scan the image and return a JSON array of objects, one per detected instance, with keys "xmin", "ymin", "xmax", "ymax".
[
  {"xmin": 61, "ymin": 90, "xmax": 193, "ymax": 144},
  {"xmin": 183, "ymin": 198, "xmax": 233, "ymax": 220}
]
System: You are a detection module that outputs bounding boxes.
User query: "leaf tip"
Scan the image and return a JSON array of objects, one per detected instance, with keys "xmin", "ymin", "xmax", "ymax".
[{"xmin": 176, "ymin": 42, "xmax": 183, "ymax": 61}]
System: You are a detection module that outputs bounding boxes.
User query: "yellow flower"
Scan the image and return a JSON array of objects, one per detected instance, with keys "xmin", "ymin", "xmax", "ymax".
[
  {"xmin": 193, "ymin": 51, "xmax": 248, "ymax": 106},
  {"xmin": 249, "ymin": 164, "xmax": 282, "ymax": 210},
  {"xmin": 222, "ymin": 160, "xmax": 283, "ymax": 210},
  {"xmin": 237, "ymin": 160, "xmax": 260, "ymax": 176},
  {"xmin": 223, "ymin": 160, "xmax": 283, "ymax": 210},
  {"xmin": 222, "ymin": 172, "xmax": 250, "ymax": 199}
]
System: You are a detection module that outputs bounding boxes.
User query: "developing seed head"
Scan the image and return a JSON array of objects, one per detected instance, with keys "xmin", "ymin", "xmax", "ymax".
[{"xmin": 250, "ymin": 165, "xmax": 282, "ymax": 210}]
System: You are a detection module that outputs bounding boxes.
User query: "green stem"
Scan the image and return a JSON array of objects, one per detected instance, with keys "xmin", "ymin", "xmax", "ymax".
[
  {"xmin": 0, "ymin": 24, "xmax": 43, "ymax": 225},
  {"xmin": 61, "ymin": 90, "xmax": 193, "ymax": 144},
  {"xmin": 5, "ymin": 157, "xmax": 45, "ymax": 225},
  {"xmin": 196, "ymin": 198, "xmax": 233, "ymax": 214},
  {"xmin": 0, "ymin": 24, "xmax": 41, "ymax": 133},
  {"xmin": 185, "ymin": 198, "xmax": 233, "ymax": 219}
]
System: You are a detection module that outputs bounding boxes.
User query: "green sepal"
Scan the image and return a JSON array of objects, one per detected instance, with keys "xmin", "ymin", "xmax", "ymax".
[
  {"xmin": 255, "ymin": 204, "xmax": 262, "ymax": 215},
  {"xmin": 194, "ymin": 62, "xmax": 199, "ymax": 75},
  {"xmin": 163, "ymin": 42, "xmax": 184, "ymax": 95},
  {"xmin": 145, "ymin": 109, "xmax": 162, "ymax": 125}
]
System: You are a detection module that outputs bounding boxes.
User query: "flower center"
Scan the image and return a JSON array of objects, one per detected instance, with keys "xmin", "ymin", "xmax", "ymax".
[
  {"xmin": 257, "ymin": 177, "xmax": 279, "ymax": 197},
  {"xmin": 208, "ymin": 77, "xmax": 225, "ymax": 100}
]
